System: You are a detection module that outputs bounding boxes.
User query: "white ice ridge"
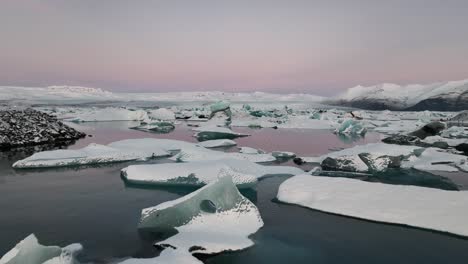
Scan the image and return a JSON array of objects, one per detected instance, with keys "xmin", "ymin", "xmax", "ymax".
[
  {"xmin": 193, "ymin": 125, "xmax": 249, "ymax": 141},
  {"xmin": 277, "ymin": 175, "xmax": 468, "ymax": 237},
  {"xmin": 65, "ymin": 107, "xmax": 148, "ymax": 122},
  {"xmin": 147, "ymin": 108, "xmax": 176, "ymax": 120},
  {"xmin": 0, "ymin": 234, "xmax": 82, "ymax": 264},
  {"xmin": 121, "ymin": 159, "xmax": 303, "ymax": 188},
  {"xmin": 13, "ymin": 138, "xmax": 276, "ymax": 169},
  {"xmin": 138, "ymin": 176, "xmax": 264, "ymax": 259},
  {"xmin": 196, "ymin": 139, "xmax": 237, "ymax": 148}
]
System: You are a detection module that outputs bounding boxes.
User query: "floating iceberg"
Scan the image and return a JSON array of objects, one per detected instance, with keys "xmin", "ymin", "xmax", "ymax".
[
  {"xmin": 66, "ymin": 107, "xmax": 148, "ymax": 122},
  {"xmin": 131, "ymin": 121, "xmax": 175, "ymax": 134},
  {"xmin": 197, "ymin": 139, "xmax": 237, "ymax": 148},
  {"xmin": 297, "ymin": 143, "xmax": 468, "ymax": 173},
  {"xmin": 402, "ymin": 148, "xmax": 468, "ymax": 172},
  {"xmin": 297, "ymin": 143, "xmax": 419, "ymax": 172},
  {"xmin": 193, "ymin": 125, "xmax": 248, "ymax": 141},
  {"xmin": 0, "ymin": 234, "xmax": 82, "ymax": 264},
  {"xmin": 122, "ymin": 159, "xmax": 303, "ymax": 188},
  {"xmin": 271, "ymin": 151, "xmax": 296, "ymax": 159},
  {"xmin": 139, "ymin": 176, "xmax": 264, "ymax": 257},
  {"xmin": 239, "ymin": 147, "xmax": 264, "ymax": 154},
  {"xmin": 147, "ymin": 108, "xmax": 176, "ymax": 120},
  {"xmin": 12, "ymin": 138, "xmax": 199, "ymax": 169},
  {"xmin": 172, "ymin": 147, "xmax": 276, "ymax": 163},
  {"xmin": 277, "ymin": 175, "xmax": 468, "ymax": 237},
  {"xmin": 335, "ymin": 119, "xmax": 367, "ymax": 136}
]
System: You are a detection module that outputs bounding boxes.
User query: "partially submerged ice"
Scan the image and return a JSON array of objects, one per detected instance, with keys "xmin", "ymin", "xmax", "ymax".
[
  {"xmin": 12, "ymin": 138, "xmax": 197, "ymax": 169},
  {"xmin": 295, "ymin": 143, "xmax": 468, "ymax": 173},
  {"xmin": 0, "ymin": 234, "xmax": 82, "ymax": 264},
  {"xmin": 277, "ymin": 175, "xmax": 468, "ymax": 237},
  {"xmin": 131, "ymin": 121, "xmax": 175, "ymax": 134},
  {"xmin": 193, "ymin": 125, "xmax": 248, "ymax": 141},
  {"xmin": 138, "ymin": 176, "xmax": 264, "ymax": 259},
  {"xmin": 147, "ymin": 108, "xmax": 176, "ymax": 121},
  {"xmin": 122, "ymin": 158, "xmax": 303, "ymax": 188},
  {"xmin": 172, "ymin": 146, "xmax": 276, "ymax": 163},
  {"xmin": 196, "ymin": 139, "xmax": 237, "ymax": 148}
]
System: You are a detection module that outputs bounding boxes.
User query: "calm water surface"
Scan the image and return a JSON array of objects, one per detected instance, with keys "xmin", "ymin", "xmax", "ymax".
[{"xmin": 1, "ymin": 122, "xmax": 467, "ymax": 263}]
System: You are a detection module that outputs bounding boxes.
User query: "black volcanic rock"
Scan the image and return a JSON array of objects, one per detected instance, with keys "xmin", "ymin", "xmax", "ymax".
[
  {"xmin": 0, "ymin": 108, "xmax": 85, "ymax": 150},
  {"xmin": 456, "ymin": 143, "xmax": 468, "ymax": 155},
  {"xmin": 408, "ymin": 121, "xmax": 446, "ymax": 139}
]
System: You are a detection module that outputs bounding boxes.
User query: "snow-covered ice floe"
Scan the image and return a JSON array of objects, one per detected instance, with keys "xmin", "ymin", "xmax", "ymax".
[
  {"xmin": 193, "ymin": 125, "xmax": 249, "ymax": 141},
  {"xmin": 172, "ymin": 147, "xmax": 276, "ymax": 163},
  {"xmin": 122, "ymin": 159, "xmax": 303, "ymax": 188},
  {"xmin": 12, "ymin": 140, "xmax": 171, "ymax": 168},
  {"xmin": 196, "ymin": 139, "xmax": 237, "ymax": 148},
  {"xmin": 65, "ymin": 107, "xmax": 148, "ymax": 122},
  {"xmin": 277, "ymin": 175, "xmax": 468, "ymax": 237},
  {"xmin": 13, "ymin": 138, "xmax": 276, "ymax": 169},
  {"xmin": 138, "ymin": 176, "xmax": 263, "ymax": 262},
  {"xmin": 0, "ymin": 234, "xmax": 82, "ymax": 264},
  {"xmin": 335, "ymin": 119, "xmax": 366, "ymax": 136}
]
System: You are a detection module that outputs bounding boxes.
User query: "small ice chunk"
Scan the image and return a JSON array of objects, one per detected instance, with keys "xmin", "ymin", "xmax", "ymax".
[
  {"xmin": 271, "ymin": 151, "xmax": 296, "ymax": 159},
  {"xmin": 193, "ymin": 125, "xmax": 248, "ymax": 141},
  {"xmin": 239, "ymin": 147, "xmax": 264, "ymax": 154},
  {"xmin": 277, "ymin": 175, "xmax": 468, "ymax": 237},
  {"xmin": 0, "ymin": 234, "xmax": 82, "ymax": 264},
  {"xmin": 139, "ymin": 176, "xmax": 264, "ymax": 256},
  {"xmin": 197, "ymin": 139, "xmax": 237, "ymax": 148}
]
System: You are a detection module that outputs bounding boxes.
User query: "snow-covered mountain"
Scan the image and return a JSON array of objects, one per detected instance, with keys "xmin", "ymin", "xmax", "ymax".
[
  {"xmin": 0, "ymin": 86, "xmax": 324, "ymax": 105},
  {"xmin": 1, "ymin": 79, "xmax": 467, "ymax": 110},
  {"xmin": 331, "ymin": 79, "xmax": 468, "ymax": 111}
]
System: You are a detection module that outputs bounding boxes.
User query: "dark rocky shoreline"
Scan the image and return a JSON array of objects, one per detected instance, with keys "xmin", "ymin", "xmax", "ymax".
[{"xmin": 0, "ymin": 108, "xmax": 85, "ymax": 150}]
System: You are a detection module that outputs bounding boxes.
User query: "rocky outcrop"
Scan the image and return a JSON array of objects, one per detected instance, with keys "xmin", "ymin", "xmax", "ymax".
[{"xmin": 0, "ymin": 108, "xmax": 85, "ymax": 150}]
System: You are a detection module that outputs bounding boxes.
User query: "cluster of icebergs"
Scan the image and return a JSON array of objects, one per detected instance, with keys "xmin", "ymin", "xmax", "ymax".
[{"xmin": 3, "ymin": 100, "xmax": 468, "ymax": 263}]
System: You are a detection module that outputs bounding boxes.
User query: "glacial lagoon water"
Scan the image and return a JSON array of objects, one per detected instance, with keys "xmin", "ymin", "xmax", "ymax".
[{"xmin": 1, "ymin": 121, "xmax": 468, "ymax": 263}]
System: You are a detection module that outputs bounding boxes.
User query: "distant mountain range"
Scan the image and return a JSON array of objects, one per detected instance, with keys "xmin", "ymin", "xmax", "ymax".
[
  {"xmin": 329, "ymin": 79, "xmax": 468, "ymax": 111},
  {"xmin": 1, "ymin": 79, "xmax": 467, "ymax": 111}
]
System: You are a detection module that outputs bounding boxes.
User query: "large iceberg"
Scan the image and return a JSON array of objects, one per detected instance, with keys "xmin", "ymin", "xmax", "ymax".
[
  {"xmin": 138, "ymin": 176, "xmax": 263, "ymax": 259},
  {"xmin": 277, "ymin": 175, "xmax": 468, "ymax": 237},
  {"xmin": 171, "ymin": 147, "xmax": 276, "ymax": 163},
  {"xmin": 0, "ymin": 234, "xmax": 82, "ymax": 264},
  {"xmin": 122, "ymin": 159, "xmax": 303, "ymax": 188},
  {"xmin": 147, "ymin": 108, "xmax": 176, "ymax": 121},
  {"xmin": 12, "ymin": 138, "xmax": 196, "ymax": 169},
  {"xmin": 335, "ymin": 119, "xmax": 367, "ymax": 136},
  {"xmin": 13, "ymin": 141, "xmax": 170, "ymax": 169}
]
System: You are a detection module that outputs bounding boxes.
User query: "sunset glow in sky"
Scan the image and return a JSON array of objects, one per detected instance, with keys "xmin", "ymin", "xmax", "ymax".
[{"xmin": 1, "ymin": 0, "xmax": 467, "ymax": 95}]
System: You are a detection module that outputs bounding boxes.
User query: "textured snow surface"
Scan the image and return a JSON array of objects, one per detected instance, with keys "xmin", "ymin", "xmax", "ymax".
[
  {"xmin": 122, "ymin": 159, "xmax": 302, "ymax": 188},
  {"xmin": 147, "ymin": 108, "xmax": 176, "ymax": 120},
  {"xmin": 277, "ymin": 175, "xmax": 468, "ymax": 237}
]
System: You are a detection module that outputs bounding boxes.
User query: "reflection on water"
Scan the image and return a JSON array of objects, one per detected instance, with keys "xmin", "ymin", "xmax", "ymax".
[{"xmin": 1, "ymin": 121, "xmax": 468, "ymax": 264}]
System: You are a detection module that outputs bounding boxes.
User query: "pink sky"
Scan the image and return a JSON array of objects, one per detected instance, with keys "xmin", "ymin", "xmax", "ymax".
[{"xmin": 1, "ymin": 0, "xmax": 467, "ymax": 95}]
